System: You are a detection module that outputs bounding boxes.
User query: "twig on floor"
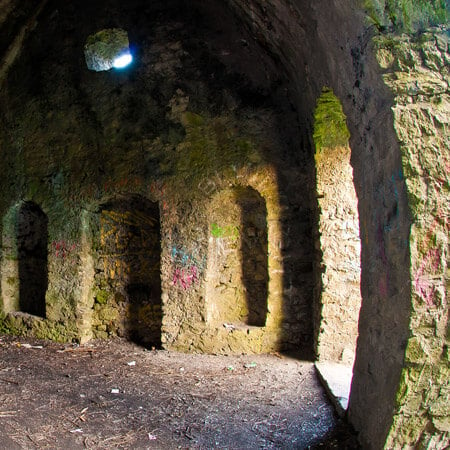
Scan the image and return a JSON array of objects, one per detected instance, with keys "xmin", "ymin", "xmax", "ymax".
[
  {"xmin": 0, "ymin": 378, "xmax": 19, "ymax": 385},
  {"xmin": 0, "ymin": 411, "xmax": 17, "ymax": 416}
]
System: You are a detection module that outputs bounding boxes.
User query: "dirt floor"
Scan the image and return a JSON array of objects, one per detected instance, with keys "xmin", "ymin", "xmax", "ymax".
[{"xmin": 0, "ymin": 335, "xmax": 359, "ymax": 449}]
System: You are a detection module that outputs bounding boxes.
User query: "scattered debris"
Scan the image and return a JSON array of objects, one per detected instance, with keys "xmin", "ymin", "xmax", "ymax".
[
  {"xmin": 0, "ymin": 336, "xmax": 359, "ymax": 448},
  {"xmin": 0, "ymin": 377, "xmax": 19, "ymax": 385},
  {"xmin": 0, "ymin": 411, "xmax": 17, "ymax": 417},
  {"xmin": 127, "ymin": 361, "xmax": 136, "ymax": 366},
  {"xmin": 18, "ymin": 343, "xmax": 43, "ymax": 349},
  {"xmin": 79, "ymin": 407, "xmax": 88, "ymax": 422},
  {"xmin": 57, "ymin": 346, "xmax": 95, "ymax": 354},
  {"xmin": 244, "ymin": 362, "xmax": 257, "ymax": 369}
]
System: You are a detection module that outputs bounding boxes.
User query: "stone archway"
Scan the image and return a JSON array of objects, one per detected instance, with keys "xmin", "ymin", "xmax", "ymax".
[
  {"xmin": 16, "ymin": 201, "xmax": 48, "ymax": 317},
  {"xmin": 313, "ymin": 88, "xmax": 362, "ymax": 367}
]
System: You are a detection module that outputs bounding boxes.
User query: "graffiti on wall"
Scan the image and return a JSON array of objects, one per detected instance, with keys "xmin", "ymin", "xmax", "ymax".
[
  {"xmin": 51, "ymin": 240, "xmax": 78, "ymax": 259},
  {"xmin": 172, "ymin": 265, "xmax": 199, "ymax": 290},
  {"xmin": 413, "ymin": 205, "xmax": 448, "ymax": 306},
  {"xmin": 171, "ymin": 245, "xmax": 206, "ymax": 270},
  {"xmin": 170, "ymin": 245, "xmax": 205, "ymax": 290},
  {"xmin": 414, "ymin": 247, "xmax": 442, "ymax": 307}
]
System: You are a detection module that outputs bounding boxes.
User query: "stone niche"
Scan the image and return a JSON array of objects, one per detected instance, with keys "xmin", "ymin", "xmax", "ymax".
[
  {"xmin": 89, "ymin": 195, "xmax": 162, "ymax": 347},
  {"xmin": 1, "ymin": 201, "xmax": 48, "ymax": 318},
  {"xmin": 206, "ymin": 186, "xmax": 268, "ymax": 327}
]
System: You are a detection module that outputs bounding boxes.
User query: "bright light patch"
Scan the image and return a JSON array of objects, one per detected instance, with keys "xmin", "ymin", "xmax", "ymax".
[
  {"xmin": 85, "ymin": 29, "xmax": 132, "ymax": 72},
  {"xmin": 113, "ymin": 53, "xmax": 133, "ymax": 69}
]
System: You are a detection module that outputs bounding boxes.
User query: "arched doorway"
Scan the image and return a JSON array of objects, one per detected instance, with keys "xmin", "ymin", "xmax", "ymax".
[
  {"xmin": 17, "ymin": 201, "xmax": 48, "ymax": 317},
  {"xmin": 313, "ymin": 88, "xmax": 362, "ymax": 410}
]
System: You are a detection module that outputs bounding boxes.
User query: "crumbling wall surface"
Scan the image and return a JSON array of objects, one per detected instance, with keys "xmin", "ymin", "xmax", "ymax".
[{"xmin": 374, "ymin": 30, "xmax": 450, "ymax": 449}]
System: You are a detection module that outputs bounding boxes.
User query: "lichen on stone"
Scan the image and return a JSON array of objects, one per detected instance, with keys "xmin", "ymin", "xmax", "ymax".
[
  {"xmin": 363, "ymin": 0, "xmax": 449, "ymax": 32},
  {"xmin": 313, "ymin": 88, "xmax": 350, "ymax": 153}
]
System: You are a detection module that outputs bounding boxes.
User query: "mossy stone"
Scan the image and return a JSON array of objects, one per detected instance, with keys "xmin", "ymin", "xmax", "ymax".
[{"xmin": 95, "ymin": 290, "xmax": 110, "ymax": 305}]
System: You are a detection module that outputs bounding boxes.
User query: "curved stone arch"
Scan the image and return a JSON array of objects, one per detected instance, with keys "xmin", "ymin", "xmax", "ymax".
[
  {"xmin": 303, "ymin": 11, "xmax": 412, "ymax": 448},
  {"xmin": 204, "ymin": 166, "xmax": 285, "ymax": 352},
  {"xmin": 78, "ymin": 194, "xmax": 162, "ymax": 347},
  {"xmin": 320, "ymin": 37, "xmax": 413, "ymax": 450}
]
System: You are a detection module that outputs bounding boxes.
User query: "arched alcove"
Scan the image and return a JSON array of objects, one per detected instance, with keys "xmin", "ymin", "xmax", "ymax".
[
  {"xmin": 91, "ymin": 195, "xmax": 162, "ymax": 347},
  {"xmin": 1, "ymin": 201, "xmax": 48, "ymax": 318},
  {"xmin": 206, "ymin": 186, "xmax": 268, "ymax": 327},
  {"xmin": 237, "ymin": 187, "xmax": 269, "ymax": 326}
]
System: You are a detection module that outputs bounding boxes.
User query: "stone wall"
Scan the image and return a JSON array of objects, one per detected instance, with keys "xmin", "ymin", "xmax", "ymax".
[
  {"xmin": 375, "ymin": 30, "xmax": 449, "ymax": 449},
  {"xmin": 0, "ymin": 0, "xmax": 314, "ymax": 354},
  {"xmin": 0, "ymin": 0, "xmax": 448, "ymax": 447},
  {"xmin": 314, "ymin": 143, "xmax": 361, "ymax": 364}
]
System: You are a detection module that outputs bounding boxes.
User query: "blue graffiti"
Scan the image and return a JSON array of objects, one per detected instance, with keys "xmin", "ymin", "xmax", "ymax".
[{"xmin": 171, "ymin": 246, "xmax": 206, "ymax": 271}]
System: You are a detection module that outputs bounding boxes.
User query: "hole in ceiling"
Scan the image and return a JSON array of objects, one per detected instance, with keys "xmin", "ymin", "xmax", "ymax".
[{"xmin": 84, "ymin": 28, "xmax": 133, "ymax": 72}]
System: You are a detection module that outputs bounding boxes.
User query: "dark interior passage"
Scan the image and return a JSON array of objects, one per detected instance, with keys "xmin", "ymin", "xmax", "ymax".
[
  {"xmin": 125, "ymin": 282, "xmax": 162, "ymax": 347},
  {"xmin": 16, "ymin": 201, "xmax": 48, "ymax": 318},
  {"xmin": 95, "ymin": 196, "xmax": 162, "ymax": 347}
]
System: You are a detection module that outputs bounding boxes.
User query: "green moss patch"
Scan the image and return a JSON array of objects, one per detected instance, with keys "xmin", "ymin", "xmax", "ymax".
[
  {"xmin": 313, "ymin": 88, "xmax": 350, "ymax": 153},
  {"xmin": 0, "ymin": 312, "xmax": 77, "ymax": 342},
  {"xmin": 363, "ymin": 0, "xmax": 449, "ymax": 32},
  {"xmin": 174, "ymin": 112, "xmax": 260, "ymax": 191}
]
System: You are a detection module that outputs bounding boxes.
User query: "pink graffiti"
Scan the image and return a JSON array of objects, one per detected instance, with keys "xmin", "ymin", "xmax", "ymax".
[
  {"xmin": 414, "ymin": 248, "xmax": 441, "ymax": 307},
  {"xmin": 52, "ymin": 240, "xmax": 77, "ymax": 259},
  {"xmin": 172, "ymin": 265, "xmax": 198, "ymax": 290}
]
